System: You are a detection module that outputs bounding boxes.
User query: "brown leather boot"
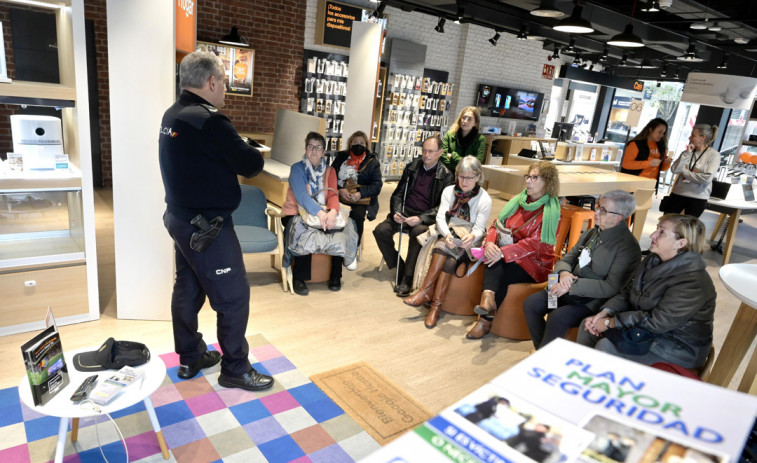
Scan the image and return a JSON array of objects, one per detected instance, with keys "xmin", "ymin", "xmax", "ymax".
[
  {"xmin": 425, "ymin": 272, "xmax": 451, "ymax": 328},
  {"xmin": 403, "ymin": 253, "xmax": 446, "ymax": 307},
  {"xmin": 473, "ymin": 290, "xmax": 497, "ymax": 317},
  {"xmin": 466, "ymin": 316, "xmax": 492, "ymax": 339}
]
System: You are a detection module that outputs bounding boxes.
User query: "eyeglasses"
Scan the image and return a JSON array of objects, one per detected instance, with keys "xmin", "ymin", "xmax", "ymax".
[
  {"xmin": 597, "ymin": 206, "xmax": 622, "ymax": 217},
  {"xmin": 306, "ymin": 144, "xmax": 325, "ymax": 152},
  {"xmin": 459, "ymin": 175, "xmax": 478, "ymax": 182},
  {"xmin": 523, "ymin": 175, "xmax": 542, "ymax": 182}
]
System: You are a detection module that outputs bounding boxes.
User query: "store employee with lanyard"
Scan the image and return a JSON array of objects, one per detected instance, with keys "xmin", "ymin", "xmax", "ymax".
[
  {"xmin": 523, "ymin": 190, "xmax": 641, "ymax": 350},
  {"xmin": 159, "ymin": 50, "xmax": 272, "ymax": 391}
]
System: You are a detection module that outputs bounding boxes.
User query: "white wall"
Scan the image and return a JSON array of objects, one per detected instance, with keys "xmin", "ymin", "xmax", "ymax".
[
  {"xmin": 304, "ymin": 0, "xmax": 564, "ymax": 136},
  {"xmin": 107, "ymin": 0, "xmax": 175, "ymax": 320}
]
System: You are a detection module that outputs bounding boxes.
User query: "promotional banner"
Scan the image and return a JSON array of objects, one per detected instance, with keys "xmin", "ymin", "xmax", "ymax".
[{"xmin": 681, "ymin": 72, "xmax": 757, "ymax": 110}]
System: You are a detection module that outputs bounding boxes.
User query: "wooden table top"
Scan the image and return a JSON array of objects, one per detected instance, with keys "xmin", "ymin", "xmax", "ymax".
[{"xmin": 482, "ymin": 164, "xmax": 656, "ymax": 197}]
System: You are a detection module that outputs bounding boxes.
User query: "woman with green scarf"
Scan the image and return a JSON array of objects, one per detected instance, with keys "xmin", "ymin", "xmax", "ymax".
[{"xmin": 467, "ymin": 160, "xmax": 561, "ymax": 340}]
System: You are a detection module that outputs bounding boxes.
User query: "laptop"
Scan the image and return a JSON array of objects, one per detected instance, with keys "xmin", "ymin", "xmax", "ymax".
[{"xmin": 518, "ymin": 149, "xmax": 538, "ymax": 159}]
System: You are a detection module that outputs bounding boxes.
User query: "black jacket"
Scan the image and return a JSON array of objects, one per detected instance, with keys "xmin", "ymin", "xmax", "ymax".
[
  {"xmin": 159, "ymin": 90, "xmax": 264, "ymax": 221},
  {"xmin": 389, "ymin": 158, "xmax": 454, "ymax": 225},
  {"xmin": 331, "ymin": 150, "xmax": 383, "ymax": 220}
]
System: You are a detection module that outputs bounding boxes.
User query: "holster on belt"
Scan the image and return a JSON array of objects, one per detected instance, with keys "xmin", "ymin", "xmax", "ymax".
[{"xmin": 189, "ymin": 214, "xmax": 224, "ymax": 252}]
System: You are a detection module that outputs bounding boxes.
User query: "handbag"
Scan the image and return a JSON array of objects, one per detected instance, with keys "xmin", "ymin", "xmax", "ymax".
[
  {"xmin": 343, "ymin": 178, "xmax": 371, "ymax": 205},
  {"xmin": 658, "ymin": 195, "xmax": 670, "ymax": 213},
  {"xmin": 298, "ymin": 188, "xmax": 348, "ymax": 230},
  {"xmin": 604, "ymin": 327, "xmax": 655, "ymax": 355}
]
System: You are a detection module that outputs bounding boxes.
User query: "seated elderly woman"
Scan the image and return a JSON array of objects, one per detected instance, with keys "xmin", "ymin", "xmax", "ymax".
[
  {"xmin": 467, "ymin": 160, "xmax": 561, "ymax": 340},
  {"xmin": 523, "ymin": 190, "xmax": 641, "ymax": 350},
  {"xmin": 281, "ymin": 131, "xmax": 356, "ymax": 296},
  {"xmin": 403, "ymin": 156, "xmax": 492, "ymax": 328},
  {"xmin": 577, "ymin": 214, "xmax": 716, "ymax": 369}
]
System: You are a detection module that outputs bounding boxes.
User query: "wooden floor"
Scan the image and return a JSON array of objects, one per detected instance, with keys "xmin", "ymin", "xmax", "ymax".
[{"xmin": 2, "ymin": 184, "xmax": 756, "ymax": 415}]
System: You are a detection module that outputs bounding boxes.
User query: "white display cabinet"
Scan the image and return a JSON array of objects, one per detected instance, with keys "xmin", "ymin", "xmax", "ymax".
[{"xmin": 0, "ymin": 0, "xmax": 99, "ymax": 335}]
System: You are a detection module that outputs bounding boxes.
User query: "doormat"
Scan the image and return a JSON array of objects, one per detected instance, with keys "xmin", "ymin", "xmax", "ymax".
[
  {"xmin": 2, "ymin": 334, "xmax": 379, "ymax": 463},
  {"xmin": 310, "ymin": 362, "xmax": 432, "ymax": 445}
]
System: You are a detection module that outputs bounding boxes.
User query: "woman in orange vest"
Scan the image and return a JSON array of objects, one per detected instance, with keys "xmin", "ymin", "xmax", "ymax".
[{"xmin": 621, "ymin": 118, "xmax": 671, "ymax": 182}]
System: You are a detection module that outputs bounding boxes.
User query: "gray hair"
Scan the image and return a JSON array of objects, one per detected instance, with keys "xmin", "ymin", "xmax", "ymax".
[
  {"xmin": 179, "ymin": 51, "xmax": 224, "ymax": 89},
  {"xmin": 693, "ymin": 124, "xmax": 719, "ymax": 147},
  {"xmin": 456, "ymin": 156, "xmax": 484, "ymax": 185},
  {"xmin": 600, "ymin": 190, "xmax": 636, "ymax": 219}
]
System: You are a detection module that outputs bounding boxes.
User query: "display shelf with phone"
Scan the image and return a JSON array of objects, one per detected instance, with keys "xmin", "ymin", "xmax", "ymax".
[{"xmin": 0, "ymin": 0, "xmax": 99, "ymax": 336}]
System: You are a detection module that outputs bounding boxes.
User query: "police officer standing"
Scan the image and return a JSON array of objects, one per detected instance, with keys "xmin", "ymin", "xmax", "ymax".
[{"xmin": 159, "ymin": 50, "xmax": 272, "ymax": 391}]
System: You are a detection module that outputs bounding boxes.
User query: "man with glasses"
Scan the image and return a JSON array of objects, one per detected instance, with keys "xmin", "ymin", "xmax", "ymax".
[
  {"xmin": 159, "ymin": 51, "xmax": 273, "ymax": 391},
  {"xmin": 373, "ymin": 136, "xmax": 454, "ymax": 296}
]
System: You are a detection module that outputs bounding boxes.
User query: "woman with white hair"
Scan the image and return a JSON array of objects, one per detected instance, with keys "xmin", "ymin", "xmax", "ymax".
[
  {"xmin": 403, "ymin": 156, "xmax": 492, "ymax": 328},
  {"xmin": 523, "ymin": 190, "xmax": 641, "ymax": 349}
]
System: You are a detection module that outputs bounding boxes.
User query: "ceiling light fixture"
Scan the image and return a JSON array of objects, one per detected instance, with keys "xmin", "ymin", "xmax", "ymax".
[
  {"xmin": 674, "ymin": 65, "xmax": 680, "ymax": 79},
  {"xmin": 600, "ymin": 45, "xmax": 610, "ymax": 62},
  {"xmin": 371, "ymin": 1, "xmax": 386, "ymax": 18},
  {"xmin": 660, "ymin": 65, "xmax": 668, "ymax": 77},
  {"xmin": 735, "ymin": 37, "xmax": 749, "ymax": 44},
  {"xmin": 640, "ymin": 0, "xmax": 660, "ymax": 12},
  {"xmin": 677, "ymin": 39, "xmax": 704, "ymax": 62},
  {"xmin": 219, "ymin": 26, "xmax": 249, "ymax": 46},
  {"xmin": 717, "ymin": 54, "xmax": 729, "ymax": 69},
  {"xmin": 708, "ymin": 21, "xmax": 722, "ymax": 32},
  {"xmin": 553, "ymin": 1, "xmax": 594, "ymax": 34},
  {"xmin": 489, "ymin": 31, "xmax": 501, "ymax": 46},
  {"xmin": 608, "ymin": 0, "xmax": 645, "ymax": 48},
  {"xmin": 552, "ymin": 44, "xmax": 560, "ymax": 59},
  {"xmin": 530, "ymin": 0, "xmax": 564, "ymax": 18},
  {"xmin": 517, "ymin": 26, "xmax": 528, "ymax": 40},
  {"xmin": 434, "ymin": 17, "xmax": 446, "ymax": 33}
]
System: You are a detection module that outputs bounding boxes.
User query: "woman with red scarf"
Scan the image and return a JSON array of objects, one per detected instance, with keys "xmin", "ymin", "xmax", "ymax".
[
  {"xmin": 403, "ymin": 157, "xmax": 492, "ymax": 328},
  {"xmin": 330, "ymin": 131, "xmax": 383, "ymax": 287}
]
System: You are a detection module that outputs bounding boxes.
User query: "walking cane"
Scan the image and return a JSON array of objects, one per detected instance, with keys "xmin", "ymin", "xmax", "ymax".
[{"xmin": 395, "ymin": 177, "xmax": 410, "ymax": 290}]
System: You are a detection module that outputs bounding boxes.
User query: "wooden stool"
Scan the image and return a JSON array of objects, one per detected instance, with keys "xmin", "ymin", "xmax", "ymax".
[
  {"xmin": 440, "ymin": 263, "xmax": 484, "ymax": 316},
  {"xmin": 490, "ymin": 282, "xmax": 547, "ymax": 340}
]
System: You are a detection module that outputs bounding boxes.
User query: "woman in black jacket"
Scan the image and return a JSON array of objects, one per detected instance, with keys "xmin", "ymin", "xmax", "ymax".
[{"xmin": 331, "ymin": 130, "xmax": 383, "ymax": 252}]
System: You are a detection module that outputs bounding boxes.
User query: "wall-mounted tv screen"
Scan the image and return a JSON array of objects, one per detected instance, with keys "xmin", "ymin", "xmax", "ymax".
[{"xmin": 475, "ymin": 84, "xmax": 544, "ymax": 121}]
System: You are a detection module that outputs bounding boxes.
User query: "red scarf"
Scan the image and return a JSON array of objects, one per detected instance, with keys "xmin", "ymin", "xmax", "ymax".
[{"xmin": 346, "ymin": 152, "xmax": 365, "ymax": 167}]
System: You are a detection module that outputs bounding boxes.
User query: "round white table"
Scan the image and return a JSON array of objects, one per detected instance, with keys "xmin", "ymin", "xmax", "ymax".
[
  {"xmin": 709, "ymin": 264, "xmax": 757, "ymax": 393},
  {"xmin": 18, "ymin": 346, "xmax": 169, "ymax": 463}
]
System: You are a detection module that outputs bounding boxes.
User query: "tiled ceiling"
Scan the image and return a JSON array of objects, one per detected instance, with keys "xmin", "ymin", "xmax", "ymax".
[{"xmin": 383, "ymin": 0, "xmax": 757, "ymax": 80}]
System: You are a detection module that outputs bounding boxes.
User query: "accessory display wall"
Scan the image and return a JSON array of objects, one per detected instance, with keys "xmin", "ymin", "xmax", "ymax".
[{"xmin": 300, "ymin": 49, "xmax": 349, "ymax": 155}]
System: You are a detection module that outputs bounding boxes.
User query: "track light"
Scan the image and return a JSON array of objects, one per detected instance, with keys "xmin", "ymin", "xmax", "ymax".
[
  {"xmin": 489, "ymin": 31, "xmax": 501, "ymax": 46},
  {"xmin": 588, "ymin": 64, "xmax": 595, "ymax": 71},
  {"xmin": 660, "ymin": 65, "xmax": 668, "ymax": 77},
  {"xmin": 219, "ymin": 26, "xmax": 248, "ymax": 46},
  {"xmin": 717, "ymin": 54, "xmax": 729, "ymax": 69},
  {"xmin": 552, "ymin": 44, "xmax": 560, "ymax": 59},
  {"xmin": 563, "ymin": 38, "xmax": 576, "ymax": 53},
  {"xmin": 531, "ymin": 0, "xmax": 564, "ymax": 18},
  {"xmin": 434, "ymin": 17, "xmax": 445, "ymax": 33},
  {"xmin": 553, "ymin": 1, "xmax": 594, "ymax": 34},
  {"xmin": 674, "ymin": 66, "xmax": 680, "ymax": 79},
  {"xmin": 677, "ymin": 40, "xmax": 703, "ymax": 62},
  {"xmin": 517, "ymin": 27, "xmax": 528, "ymax": 40},
  {"xmin": 371, "ymin": 1, "xmax": 386, "ymax": 18},
  {"xmin": 453, "ymin": 5, "xmax": 465, "ymax": 24},
  {"xmin": 600, "ymin": 45, "xmax": 609, "ymax": 62},
  {"xmin": 619, "ymin": 52, "xmax": 628, "ymax": 66},
  {"xmin": 640, "ymin": 0, "xmax": 660, "ymax": 12}
]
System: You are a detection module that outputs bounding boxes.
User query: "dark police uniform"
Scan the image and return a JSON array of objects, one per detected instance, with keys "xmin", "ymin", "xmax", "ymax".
[{"xmin": 159, "ymin": 90, "xmax": 264, "ymax": 377}]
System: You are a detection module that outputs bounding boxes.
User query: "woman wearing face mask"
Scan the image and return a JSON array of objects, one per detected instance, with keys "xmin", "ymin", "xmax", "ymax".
[
  {"xmin": 331, "ymin": 131, "xmax": 383, "ymax": 250},
  {"xmin": 660, "ymin": 124, "xmax": 720, "ymax": 218},
  {"xmin": 621, "ymin": 118, "xmax": 671, "ymax": 182},
  {"xmin": 577, "ymin": 214, "xmax": 715, "ymax": 370},
  {"xmin": 441, "ymin": 106, "xmax": 486, "ymax": 171}
]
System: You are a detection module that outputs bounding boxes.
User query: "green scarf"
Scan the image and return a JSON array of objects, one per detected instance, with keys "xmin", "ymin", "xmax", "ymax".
[{"xmin": 497, "ymin": 189, "xmax": 560, "ymax": 246}]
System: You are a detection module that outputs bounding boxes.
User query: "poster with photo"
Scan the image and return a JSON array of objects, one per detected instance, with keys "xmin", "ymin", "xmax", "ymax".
[{"xmin": 197, "ymin": 41, "xmax": 254, "ymax": 96}]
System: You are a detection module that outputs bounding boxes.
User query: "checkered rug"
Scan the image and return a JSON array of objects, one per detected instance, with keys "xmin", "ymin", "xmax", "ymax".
[{"xmin": 0, "ymin": 334, "xmax": 380, "ymax": 462}]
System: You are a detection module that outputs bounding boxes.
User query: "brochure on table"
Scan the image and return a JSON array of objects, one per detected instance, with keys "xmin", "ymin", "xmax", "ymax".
[{"xmin": 362, "ymin": 339, "xmax": 757, "ymax": 463}]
